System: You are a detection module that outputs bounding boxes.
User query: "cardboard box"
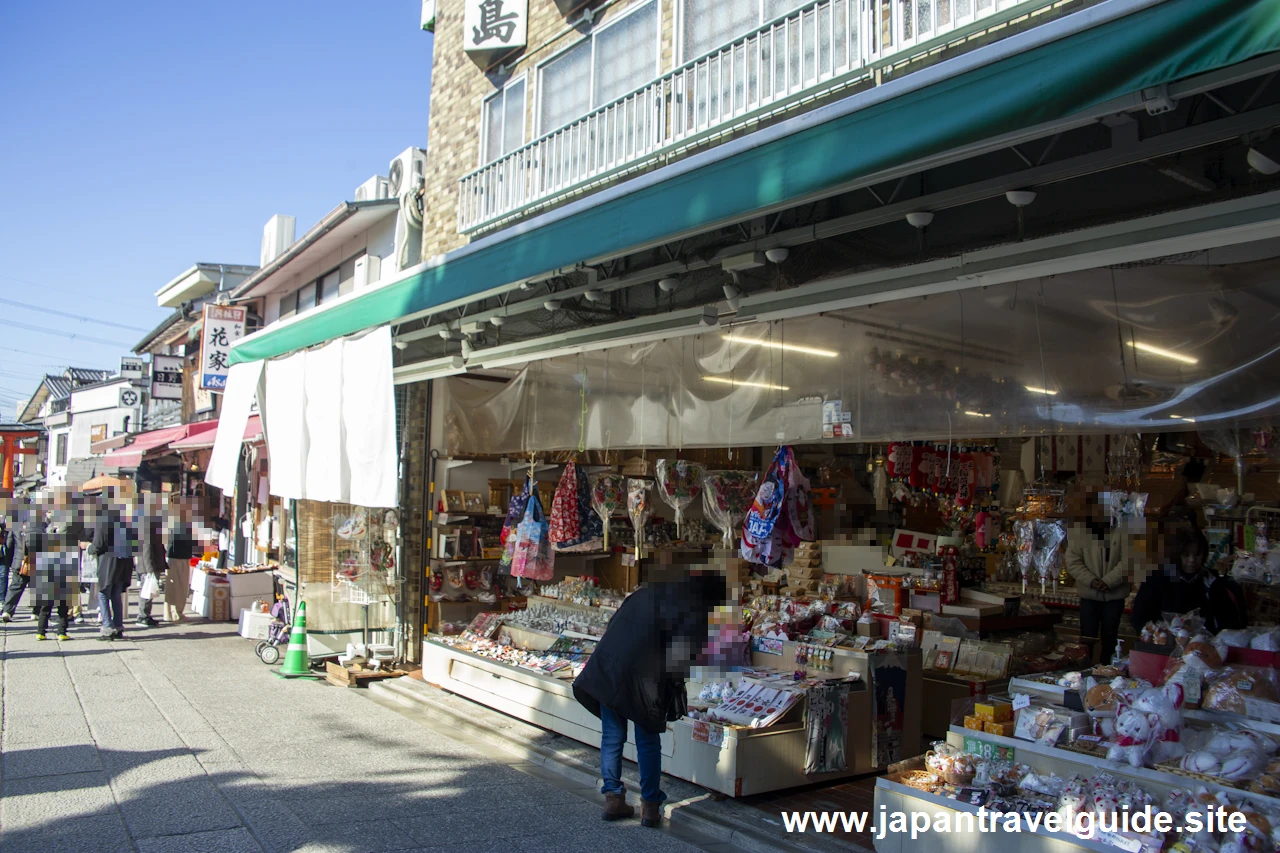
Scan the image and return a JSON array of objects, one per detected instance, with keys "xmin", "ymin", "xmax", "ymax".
[
  {"xmin": 984, "ymin": 720, "xmax": 1016, "ymax": 737},
  {"xmin": 857, "ymin": 620, "xmax": 881, "ymax": 638},
  {"xmin": 238, "ymin": 609, "xmax": 274, "ymax": 640},
  {"xmin": 974, "ymin": 700, "xmax": 1013, "ymax": 723},
  {"xmin": 787, "ymin": 564, "xmax": 824, "ymax": 580},
  {"xmin": 210, "ymin": 582, "xmax": 230, "ymax": 622},
  {"xmin": 900, "ymin": 608, "xmax": 924, "ymax": 628},
  {"xmin": 963, "ymin": 714, "xmax": 985, "ymax": 731}
]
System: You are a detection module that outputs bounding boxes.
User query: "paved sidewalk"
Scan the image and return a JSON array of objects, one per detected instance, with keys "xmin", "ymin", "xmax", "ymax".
[{"xmin": 0, "ymin": 616, "xmax": 713, "ymax": 853}]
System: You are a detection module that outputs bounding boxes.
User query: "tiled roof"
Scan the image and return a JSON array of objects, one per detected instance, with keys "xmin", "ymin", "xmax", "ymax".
[
  {"xmin": 45, "ymin": 375, "xmax": 72, "ymax": 400},
  {"xmin": 66, "ymin": 368, "xmax": 113, "ymax": 385}
]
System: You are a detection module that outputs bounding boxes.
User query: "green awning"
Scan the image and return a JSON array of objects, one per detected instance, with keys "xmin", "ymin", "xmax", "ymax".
[{"xmin": 230, "ymin": 0, "xmax": 1280, "ymax": 367}]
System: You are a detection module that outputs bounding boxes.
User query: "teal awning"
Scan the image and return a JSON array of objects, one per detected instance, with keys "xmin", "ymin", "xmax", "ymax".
[{"xmin": 230, "ymin": 0, "xmax": 1280, "ymax": 367}]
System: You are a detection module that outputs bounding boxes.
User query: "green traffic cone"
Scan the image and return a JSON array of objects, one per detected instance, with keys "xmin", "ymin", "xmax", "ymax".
[{"xmin": 275, "ymin": 601, "xmax": 319, "ymax": 680}]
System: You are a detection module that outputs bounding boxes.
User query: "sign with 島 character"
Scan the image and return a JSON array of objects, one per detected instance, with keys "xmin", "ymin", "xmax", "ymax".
[
  {"xmin": 463, "ymin": 0, "xmax": 527, "ymax": 58},
  {"xmin": 199, "ymin": 304, "xmax": 247, "ymax": 392}
]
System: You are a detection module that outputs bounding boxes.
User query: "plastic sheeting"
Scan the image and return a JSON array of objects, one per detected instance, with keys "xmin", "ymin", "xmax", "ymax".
[{"xmin": 442, "ymin": 256, "xmax": 1280, "ymax": 454}]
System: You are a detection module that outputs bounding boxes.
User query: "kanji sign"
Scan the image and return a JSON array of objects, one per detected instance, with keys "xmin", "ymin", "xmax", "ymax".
[
  {"xmin": 151, "ymin": 355, "xmax": 183, "ymax": 401},
  {"xmin": 199, "ymin": 304, "xmax": 246, "ymax": 392},
  {"xmin": 464, "ymin": 0, "xmax": 527, "ymax": 53}
]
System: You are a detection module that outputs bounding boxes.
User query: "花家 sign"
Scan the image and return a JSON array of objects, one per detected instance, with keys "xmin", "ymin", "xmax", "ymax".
[{"xmin": 199, "ymin": 304, "xmax": 246, "ymax": 392}]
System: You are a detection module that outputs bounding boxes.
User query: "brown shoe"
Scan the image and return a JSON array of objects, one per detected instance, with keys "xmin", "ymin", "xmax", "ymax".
[
  {"xmin": 641, "ymin": 799, "xmax": 662, "ymax": 828},
  {"xmin": 602, "ymin": 791, "xmax": 634, "ymax": 822}
]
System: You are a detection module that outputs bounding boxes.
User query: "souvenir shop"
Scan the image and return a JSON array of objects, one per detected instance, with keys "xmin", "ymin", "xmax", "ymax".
[{"xmin": 407, "ymin": 232, "xmax": 1280, "ymax": 831}]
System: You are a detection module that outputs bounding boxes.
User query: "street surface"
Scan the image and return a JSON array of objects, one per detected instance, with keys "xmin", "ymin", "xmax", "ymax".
[{"xmin": 0, "ymin": 614, "xmax": 718, "ymax": 853}]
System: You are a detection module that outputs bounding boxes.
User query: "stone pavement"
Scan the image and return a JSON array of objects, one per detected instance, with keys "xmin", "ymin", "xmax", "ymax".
[{"xmin": 0, "ymin": 614, "xmax": 720, "ymax": 853}]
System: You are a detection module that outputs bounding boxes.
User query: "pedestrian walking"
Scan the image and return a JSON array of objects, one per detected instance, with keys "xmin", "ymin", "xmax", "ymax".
[
  {"xmin": 1, "ymin": 503, "xmax": 41, "ymax": 622},
  {"xmin": 572, "ymin": 570, "xmax": 726, "ymax": 826},
  {"xmin": 0, "ymin": 515, "xmax": 17, "ymax": 605},
  {"xmin": 135, "ymin": 497, "xmax": 165, "ymax": 627},
  {"xmin": 164, "ymin": 498, "xmax": 194, "ymax": 623},
  {"xmin": 86, "ymin": 490, "xmax": 135, "ymax": 640},
  {"xmin": 31, "ymin": 493, "xmax": 82, "ymax": 642}
]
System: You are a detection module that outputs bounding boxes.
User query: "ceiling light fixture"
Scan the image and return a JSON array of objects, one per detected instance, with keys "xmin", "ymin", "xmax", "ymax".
[
  {"xmin": 460, "ymin": 338, "xmax": 474, "ymax": 358},
  {"xmin": 393, "ymin": 341, "xmax": 409, "ymax": 351},
  {"xmin": 658, "ymin": 277, "xmax": 679, "ymax": 293},
  {"xmin": 489, "ymin": 316, "xmax": 505, "ymax": 327},
  {"xmin": 438, "ymin": 329, "xmax": 460, "ymax": 341},
  {"xmin": 1005, "ymin": 190, "xmax": 1037, "ymax": 207},
  {"xmin": 765, "ymin": 247, "xmax": 790, "ymax": 263},
  {"xmin": 1130, "ymin": 340, "xmax": 1198, "ymax": 365},
  {"xmin": 703, "ymin": 376, "xmax": 789, "ymax": 391},
  {"xmin": 583, "ymin": 289, "xmax": 607, "ymax": 304},
  {"xmin": 543, "ymin": 299, "xmax": 562, "ymax": 311},
  {"xmin": 721, "ymin": 335, "xmax": 837, "ymax": 358},
  {"xmin": 723, "ymin": 283, "xmax": 742, "ymax": 312},
  {"xmin": 964, "ymin": 411, "xmax": 991, "ymax": 418},
  {"xmin": 906, "ymin": 211, "xmax": 934, "ymax": 228},
  {"xmin": 1024, "ymin": 385, "xmax": 1058, "ymax": 396}
]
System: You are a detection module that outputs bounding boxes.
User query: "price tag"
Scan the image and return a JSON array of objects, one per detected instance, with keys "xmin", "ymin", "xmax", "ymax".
[
  {"xmin": 1012, "ymin": 693, "xmax": 1031, "ymax": 711},
  {"xmin": 963, "ymin": 735, "xmax": 1016, "ymax": 762},
  {"xmin": 1096, "ymin": 831, "xmax": 1142, "ymax": 852}
]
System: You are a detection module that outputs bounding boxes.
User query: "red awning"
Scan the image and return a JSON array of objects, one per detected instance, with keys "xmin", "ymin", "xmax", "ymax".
[
  {"xmin": 101, "ymin": 424, "xmax": 192, "ymax": 471},
  {"xmin": 169, "ymin": 415, "xmax": 262, "ymax": 452}
]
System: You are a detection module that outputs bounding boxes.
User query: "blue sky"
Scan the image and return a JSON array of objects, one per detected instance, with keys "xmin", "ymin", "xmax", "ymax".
[{"xmin": 0, "ymin": 1, "xmax": 433, "ymax": 418}]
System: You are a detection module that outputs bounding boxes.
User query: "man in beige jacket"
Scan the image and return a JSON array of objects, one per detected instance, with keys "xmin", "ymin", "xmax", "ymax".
[{"xmin": 1064, "ymin": 489, "xmax": 1134, "ymax": 665}]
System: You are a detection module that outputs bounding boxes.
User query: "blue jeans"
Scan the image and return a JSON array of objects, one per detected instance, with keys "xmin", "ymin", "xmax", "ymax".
[
  {"xmin": 98, "ymin": 582, "xmax": 125, "ymax": 634},
  {"xmin": 599, "ymin": 705, "xmax": 665, "ymax": 804}
]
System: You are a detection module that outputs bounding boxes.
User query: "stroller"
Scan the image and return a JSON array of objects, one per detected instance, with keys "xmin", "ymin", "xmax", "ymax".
[{"xmin": 255, "ymin": 596, "xmax": 291, "ymax": 665}]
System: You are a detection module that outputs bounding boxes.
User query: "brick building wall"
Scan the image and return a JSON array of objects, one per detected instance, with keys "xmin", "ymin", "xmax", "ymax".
[{"xmin": 421, "ymin": 0, "xmax": 672, "ymax": 259}]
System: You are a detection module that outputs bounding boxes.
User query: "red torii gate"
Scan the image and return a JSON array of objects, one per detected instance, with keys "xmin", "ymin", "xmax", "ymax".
[{"xmin": 0, "ymin": 425, "xmax": 40, "ymax": 494}]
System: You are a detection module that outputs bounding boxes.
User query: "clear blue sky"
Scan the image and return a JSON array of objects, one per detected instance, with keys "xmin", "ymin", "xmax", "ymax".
[{"xmin": 0, "ymin": 1, "xmax": 433, "ymax": 418}]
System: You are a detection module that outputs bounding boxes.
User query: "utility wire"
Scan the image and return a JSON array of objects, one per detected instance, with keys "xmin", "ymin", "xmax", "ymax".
[
  {"xmin": 0, "ymin": 298, "xmax": 149, "ymax": 332},
  {"xmin": 0, "ymin": 318, "xmax": 130, "ymax": 348}
]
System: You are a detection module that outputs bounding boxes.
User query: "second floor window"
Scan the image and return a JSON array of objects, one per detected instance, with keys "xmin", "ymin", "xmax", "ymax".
[
  {"xmin": 538, "ymin": 0, "xmax": 658, "ymax": 135},
  {"xmin": 483, "ymin": 77, "xmax": 527, "ymax": 163},
  {"xmin": 55, "ymin": 433, "xmax": 67, "ymax": 466},
  {"xmin": 681, "ymin": 0, "xmax": 805, "ymax": 62}
]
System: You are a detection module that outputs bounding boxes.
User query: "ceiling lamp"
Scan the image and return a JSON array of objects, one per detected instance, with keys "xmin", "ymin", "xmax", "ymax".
[
  {"xmin": 703, "ymin": 376, "xmax": 789, "ymax": 391},
  {"xmin": 438, "ymin": 329, "xmax": 460, "ymax": 341},
  {"xmin": 543, "ymin": 299, "xmax": 562, "ymax": 311},
  {"xmin": 1130, "ymin": 340, "xmax": 1199, "ymax": 365},
  {"xmin": 658, "ymin": 277, "xmax": 679, "ymax": 293},
  {"xmin": 1248, "ymin": 146, "xmax": 1280, "ymax": 176},
  {"xmin": 460, "ymin": 338, "xmax": 474, "ymax": 358},
  {"xmin": 905, "ymin": 211, "xmax": 934, "ymax": 228},
  {"xmin": 722, "ymin": 283, "xmax": 742, "ymax": 312},
  {"xmin": 1005, "ymin": 190, "xmax": 1037, "ymax": 207},
  {"xmin": 583, "ymin": 289, "xmax": 607, "ymax": 304},
  {"xmin": 490, "ymin": 316, "xmax": 505, "ymax": 327},
  {"xmin": 1024, "ymin": 385, "xmax": 1058, "ymax": 396},
  {"xmin": 721, "ymin": 334, "xmax": 837, "ymax": 358},
  {"xmin": 765, "ymin": 247, "xmax": 790, "ymax": 263}
]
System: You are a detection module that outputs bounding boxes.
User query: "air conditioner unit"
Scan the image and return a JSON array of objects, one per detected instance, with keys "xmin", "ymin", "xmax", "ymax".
[
  {"xmin": 388, "ymin": 148, "xmax": 427, "ymax": 198},
  {"xmin": 261, "ymin": 215, "xmax": 296, "ymax": 267},
  {"xmin": 355, "ymin": 175, "xmax": 391, "ymax": 202},
  {"xmin": 354, "ymin": 254, "xmax": 382, "ymax": 290}
]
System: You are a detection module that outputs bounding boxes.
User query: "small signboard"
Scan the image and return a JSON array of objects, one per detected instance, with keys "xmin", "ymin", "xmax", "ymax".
[
  {"xmin": 199, "ymin": 304, "xmax": 246, "ymax": 391},
  {"xmin": 119, "ymin": 357, "xmax": 145, "ymax": 379},
  {"xmin": 963, "ymin": 735, "xmax": 1016, "ymax": 762},
  {"xmin": 463, "ymin": 0, "xmax": 528, "ymax": 55},
  {"xmin": 151, "ymin": 354, "xmax": 183, "ymax": 401}
]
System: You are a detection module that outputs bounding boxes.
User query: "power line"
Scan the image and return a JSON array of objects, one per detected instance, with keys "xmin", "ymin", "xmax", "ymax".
[
  {"xmin": 0, "ymin": 318, "xmax": 130, "ymax": 348},
  {"xmin": 0, "ymin": 298, "xmax": 150, "ymax": 333}
]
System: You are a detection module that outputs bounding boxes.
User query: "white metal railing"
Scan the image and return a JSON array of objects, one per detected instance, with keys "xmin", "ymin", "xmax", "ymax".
[{"xmin": 458, "ymin": 0, "xmax": 1039, "ymax": 233}]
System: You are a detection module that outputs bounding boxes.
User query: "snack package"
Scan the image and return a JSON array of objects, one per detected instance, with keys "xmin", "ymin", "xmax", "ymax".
[
  {"xmin": 1203, "ymin": 666, "xmax": 1280, "ymax": 719},
  {"xmin": 701, "ymin": 470, "xmax": 759, "ymax": 549},
  {"xmin": 626, "ymin": 478, "xmax": 651, "ymax": 557},
  {"xmin": 589, "ymin": 473, "xmax": 626, "ymax": 550},
  {"xmin": 654, "ymin": 459, "xmax": 704, "ymax": 539}
]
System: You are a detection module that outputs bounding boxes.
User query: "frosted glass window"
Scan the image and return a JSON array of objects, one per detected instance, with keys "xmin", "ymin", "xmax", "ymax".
[
  {"xmin": 482, "ymin": 78, "xmax": 527, "ymax": 162},
  {"xmin": 320, "ymin": 270, "xmax": 340, "ymax": 304},
  {"xmin": 593, "ymin": 2, "xmax": 658, "ymax": 107},
  {"xmin": 297, "ymin": 282, "xmax": 317, "ymax": 313},
  {"xmin": 683, "ymin": 0, "xmax": 756, "ymax": 60},
  {"xmin": 539, "ymin": 39, "xmax": 591, "ymax": 133}
]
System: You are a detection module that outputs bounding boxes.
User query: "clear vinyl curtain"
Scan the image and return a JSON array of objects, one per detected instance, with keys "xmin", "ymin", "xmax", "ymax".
[{"xmin": 442, "ymin": 254, "xmax": 1280, "ymax": 454}]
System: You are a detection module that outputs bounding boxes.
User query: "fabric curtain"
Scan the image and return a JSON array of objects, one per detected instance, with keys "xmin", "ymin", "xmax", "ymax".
[
  {"xmin": 206, "ymin": 360, "xmax": 264, "ymax": 494},
  {"xmin": 303, "ymin": 339, "xmax": 347, "ymax": 502},
  {"xmin": 265, "ymin": 352, "xmax": 309, "ymax": 501}
]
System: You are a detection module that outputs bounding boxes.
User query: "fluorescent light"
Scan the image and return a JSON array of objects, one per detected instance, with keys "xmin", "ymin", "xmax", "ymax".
[
  {"xmin": 1130, "ymin": 341, "xmax": 1199, "ymax": 365},
  {"xmin": 1024, "ymin": 385, "xmax": 1058, "ymax": 396},
  {"xmin": 964, "ymin": 411, "xmax": 991, "ymax": 418},
  {"xmin": 722, "ymin": 335, "xmax": 837, "ymax": 358},
  {"xmin": 1170, "ymin": 414, "xmax": 1197, "ymax": 423},
  {"xmin": 703, "ymin": 376, "xmax": 790, "ymax": 391}
]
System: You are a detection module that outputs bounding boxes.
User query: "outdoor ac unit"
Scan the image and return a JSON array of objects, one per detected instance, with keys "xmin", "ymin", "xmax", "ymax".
[
  {"xmin": 261, "ymin": 214, "xmax": 296, "ymax": 267},
  {"xmin": 388, "ymin": 148, "xmax": 427, "ymax": 198},
  {"xmin": 355, "ymin": 175, "xmax": 391, "ymax": 202},
  {"xmin": 354, "ymin": 254, "xmax": 381, "ymax": 290}
]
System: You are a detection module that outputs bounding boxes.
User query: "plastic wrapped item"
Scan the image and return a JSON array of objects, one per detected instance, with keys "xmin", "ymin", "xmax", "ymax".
[
  {"xmin": 654, "ymin": 459, "xmax": 704, "ymax": 538},
  {"xmin": 1218, "ymin": 628, "xmax": 1258, "ymax": 649},
  {"xmin": 626, "ymin": 478, "xmax": 651, "ymax": 557},
  {"xmin": 589, "ymin": 473, "xmax": 626, "ymax": 550},
  {"xmin": 701, "ymin": 470, "xmax": 758, "ymax": 549},
  {"xmin": 1184, "ymin": 632, "xmax": 1227, "ymax": 669},
  {"xmin": 1203, "ymin": 666, "xmax": 1280, "ymax": 717},
  {"xmin": 1013, "ymin": 519, "xmax": 1035, "ymax": 593},
  {"xmin": 1252, "ymin": 627, "xmax": 1280, "ymax": 651}
]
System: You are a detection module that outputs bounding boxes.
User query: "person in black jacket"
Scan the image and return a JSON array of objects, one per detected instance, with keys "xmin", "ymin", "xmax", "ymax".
[
  {"xmin": 1131, "ymin": 525, "xmax": 1247, "ymax": 634},
  {"xmin": 85, "ymin": 492, "xmax": 135, "ymax": 641},
  {"xmin": 0, "ymin": 514, "xmax": 17, "ymax": 606},
  {"xmin": 573, "ymin": 570, "xmax": 726, "ymax": 827}
]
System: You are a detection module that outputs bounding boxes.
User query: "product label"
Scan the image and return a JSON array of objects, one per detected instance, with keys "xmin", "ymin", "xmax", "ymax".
[
  {"xmin": 1012, "ymin": 693, "xmax": 1031, "ymax": 711},
  {"xmin": 1243, "ymin": 697, "xmax": 1280, "ymax": 723},
  {"xmin": 963, "ymin": 735, "xmax": 1016, "ymax": 762},
  {"xmin": 1096, "ymin": 831, "xmax": 1143, "ymax": 853}
]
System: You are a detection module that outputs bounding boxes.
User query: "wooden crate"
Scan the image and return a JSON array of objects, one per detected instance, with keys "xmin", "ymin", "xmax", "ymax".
[{"xmin": 324, "ymin": 661, "xmax": 408, "ymax": 688}]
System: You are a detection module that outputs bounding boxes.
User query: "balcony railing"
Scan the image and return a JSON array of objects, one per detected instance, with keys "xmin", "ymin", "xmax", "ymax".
[{"xmin": 458, "ymin": 0, "xmax": 1045, "ymax": 233}]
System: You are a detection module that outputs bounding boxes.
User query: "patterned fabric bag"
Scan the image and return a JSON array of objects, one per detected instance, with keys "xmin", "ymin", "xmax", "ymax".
[
  {"xmin": 511, "ymin": 492, "xmax": 554, "ymax": 581},
  {"xmin": 549, "ymin": 463, "xmax": 603, "ymax": 552}
]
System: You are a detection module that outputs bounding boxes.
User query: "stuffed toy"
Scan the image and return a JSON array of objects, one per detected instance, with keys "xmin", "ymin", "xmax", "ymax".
[
  {"xmin": 1106, "ymin": 708, "xmax": 1160, "ymax": 767},
  {"xmin": 1130, "ymin": 682, "xmax": 1186, "ymax": 764}
]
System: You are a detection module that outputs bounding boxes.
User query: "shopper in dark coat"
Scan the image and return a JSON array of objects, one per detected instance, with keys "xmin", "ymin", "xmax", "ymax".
[
  {"xmin": 0, "ymin": 516, "xmax": 17, "ymax": 604},
  {"xmin": 135, "ymin": 507, "xmax": 165, "ymax": 628},
  {"xmin": 573, "ymin": 571, "xmax": 726, "ymax": 826},
  {"xmin": 1132, "ymin": 526, "xmax": 1247, "ymax": 634},
  {"xmin": 86, "ymin": 495, "xmax": 135, "ymax": 640},
  {"xmin": 30, "ymin": 500, "xmax": 83, "ymax": 641}
]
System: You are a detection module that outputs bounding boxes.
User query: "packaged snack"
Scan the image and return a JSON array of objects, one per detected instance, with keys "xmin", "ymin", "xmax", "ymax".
[
  {"xmin": 974, "ymin": 701, "xmax": 1013, "ymax": 723},
  {"xmin": 1203, "ymin": 667, "xmax": 1280, "ymax": 717},
  {"xmin": 964, "ymin": 715, "xmax": 985, "ymax": 731},
  {"xmin": 984, "ymin": 721, "xmax": 1016, "ymax": 737}
]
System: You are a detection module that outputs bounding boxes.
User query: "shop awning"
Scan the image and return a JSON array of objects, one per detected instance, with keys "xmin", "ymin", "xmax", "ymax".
[
  {"xmin": 101, "ymin": 424, "xmax": 190, "ymax": 471},
  {"xmin": 169, "ymin": 416, "xmax": 263, "ymax": 451},
  {"xmin": 228, "ymin": 0, "xmax": 1280, "ymax": 369}
]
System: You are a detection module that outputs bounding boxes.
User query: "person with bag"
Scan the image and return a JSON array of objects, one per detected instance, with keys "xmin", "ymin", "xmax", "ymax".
[
  {"xmin": 135, "ymin": 497, "xmax": 165, "ymax": 628},
  {"xmin": 31, "ymin": 492, "xmax": 82, "ymax": 641},
  {"xmin": 0, "ymin": 515, "xmax": 17, "ymax": 606},
  {"xmin": 1, "ymin": 506, "xmax": 40, "ymax": 623},
  {"xmin": 573, "ymin": 570, "xmax": 727, "ymax": 827},
  {"xmin": 164, "ymin": 498, "xmax": 195, "ymax": 623},
  {"xmin": 86, "ymin": 490, "xmax": 135, "ymax": 641}
]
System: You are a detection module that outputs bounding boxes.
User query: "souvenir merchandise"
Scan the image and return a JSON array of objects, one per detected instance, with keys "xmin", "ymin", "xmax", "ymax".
[
  {"xmin": 654, "ymin": 459, "xmax": 704, "ymax": 538},
  {"xmin": 510, "ymin": 491, "xmax": 554, "ymax": 581},
  {"xmin": 741, "ymin": 446, "xmax": 814, "ymax": 570},
  {"xmin": 1014, "ymin": 519, "xmax": 1035, "ymax": 593},
  {"xmin": 433, "ymin": 635, "xmax": 592, "ymax": 680},
  {"xmin": 805, "ymin": 681, "xmax": 850, "ymax": 774},
  {"xmin": 1034, "ymin": 518, "xmax": 1067, "ymax": 594},
  {"xmin": 627, "ymin": 478, "xmax": 651, "ymax": 558},
  {"xmin": 336, "ymin": 509, "xmax": 367, "ymax": 540},
  {"xmin": 498, "ymin": 479, "xmax": 532, "ymax": 573},
  {"xmin": 503, "ymin": 602, "xmax": 611, "ymax": 637},
  {"xmin": 589, "ymin": 473, "xmax": 626, "ymax": 550},
  {"xmin": 549, "ymin": 462, "xmax": 604, "ymax": 552},
  {"xmin": 708, "ymin": 681, "xmax": 805, "ymax": 728}
]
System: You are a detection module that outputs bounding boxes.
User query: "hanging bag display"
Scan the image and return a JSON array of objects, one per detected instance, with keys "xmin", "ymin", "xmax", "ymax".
[
  {"xmin": 550, "ymin": 462, "xmax": 603, "ymax": 552},
  {"xmin": 499, "ymin": 479, "xmax": 532, "ymax": 574},
  {"xmin": 511, "ymin": 491, "xmax": 554, "ymax": 581}
]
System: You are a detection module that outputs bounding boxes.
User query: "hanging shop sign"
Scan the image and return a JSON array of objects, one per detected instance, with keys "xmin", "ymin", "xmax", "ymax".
[
  {"xmin": 119, "ymin": 357, "xmax": 146, "ymax": 380},
  {"xmin": 464, "ymin": 0, "xmax": 527, "ymax": 53},
  {"xmin": 151, "ymin": 355, "xmax": 184, "ymax": 401},
  {"xmin": 118, "ymin": 386, "xmax": 142, "ymax": 408},
  {"xmin": 90, "ymin": 424, "xmax": 107, "ymax": 443},
  {"xmin": 199, "ymin": 305, "xmax": 247, "ymax": 391}
]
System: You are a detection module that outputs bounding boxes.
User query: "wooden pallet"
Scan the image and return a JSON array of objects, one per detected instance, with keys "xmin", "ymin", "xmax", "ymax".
[{"xmin": 324, "ymin": 661, "xmax": 408, "ymax": 688}]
